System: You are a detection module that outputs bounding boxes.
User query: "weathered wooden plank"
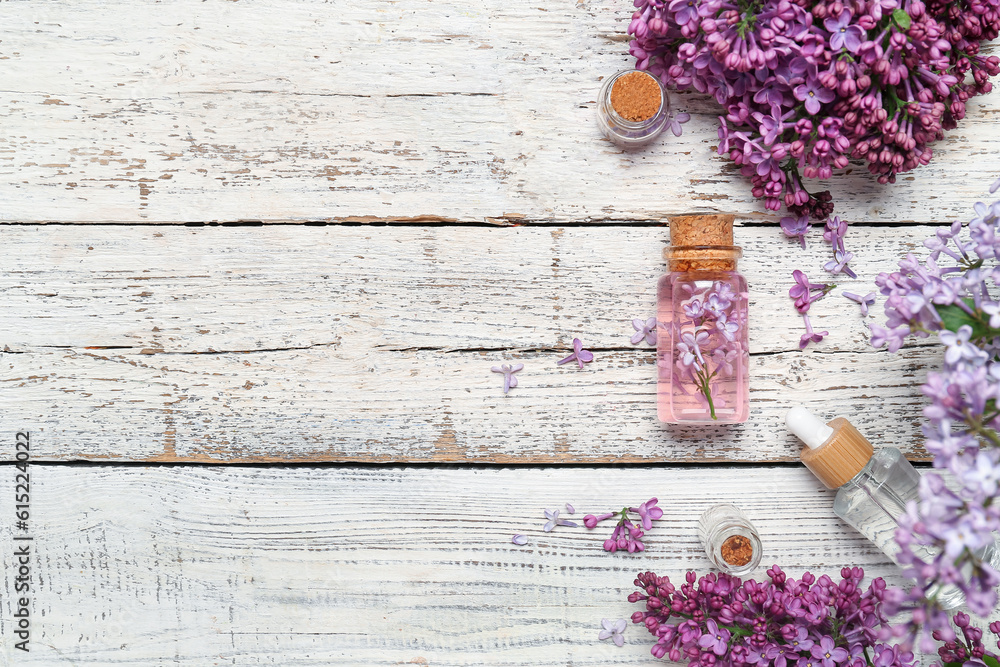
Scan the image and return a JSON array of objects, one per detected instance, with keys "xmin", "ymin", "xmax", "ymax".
[
  {"xmin": 1, "ymin": 225, "xmax": 942, "ymax": 463},
  {"xmin": 0, "ymin": 224, "xmax": 927, "ymax": 354},
  {"xmin": 0, "ymin": 466, "xmax": 934, "ymax": 665},
  {"xmin": 0, "ymin": 345, "xmax": 932, "ymax": 463},
  {"xmin": 1, "ymin": 0, "xmax": 998, "ymax": 223}
]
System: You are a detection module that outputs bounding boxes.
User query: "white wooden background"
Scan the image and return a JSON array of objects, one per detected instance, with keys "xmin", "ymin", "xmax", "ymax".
[{"xmin": 1, "ymin": 0, "xmax": 999, "ymax": 664}]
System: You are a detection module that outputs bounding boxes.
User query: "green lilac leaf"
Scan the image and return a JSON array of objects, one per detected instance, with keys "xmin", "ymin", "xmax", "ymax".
[
  {"xmin": 943, "ymin": 663, "xmax": 964, "ymax": 667},
  {"xmin": 893, "ymin": 8, "xmax": 912, "ymax": 30},
  {"xmin": 936, "ymin": 299, "xmax": 998, "ymax": 340},
  {"xmin": 983, "ymin": 656, "xmax": 1000, "ymax": 667}
]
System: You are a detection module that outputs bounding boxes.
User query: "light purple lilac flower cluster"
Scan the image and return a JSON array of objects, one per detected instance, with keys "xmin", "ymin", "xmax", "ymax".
[
  {"xmin": 628, "ymin": 566, "xmax": 1000, "ymax": 667},
  {"xmin": 627, "ymin": 0, "xmax": 1000, "ymax": 217},
  {"xmin": 870, "ymin": 190, "xmax": 1000, "ymax": 649},
  {"xmin": 584, "ymin": 498, "xmax": 664, "ymax": 553}
]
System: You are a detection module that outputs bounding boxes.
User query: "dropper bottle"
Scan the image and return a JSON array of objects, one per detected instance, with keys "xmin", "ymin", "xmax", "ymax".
[{"xmin": 786, "ymin": 406, "xmax": 1000, "ymax": 609}]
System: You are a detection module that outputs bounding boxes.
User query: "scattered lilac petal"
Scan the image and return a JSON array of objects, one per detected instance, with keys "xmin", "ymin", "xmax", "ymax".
[
  {"xmin": 668, "ymin": 111, "xmax": 690, "ymax": 137},
  {"xmin": 780, "ymin": 215, "xmax": 811, "ymax": 249},
  {"xmin": 565, "ymin": 503, "xmax": 576, "ymax": 514},
  {"xmin": 992, "ymin": 176, "xmax": 1000, "ymax": 194},
  {"xmin": 799, "ymin": 313, "xmax": 829, "ymax": 349},
  {"xmin": 511, "ymin": 534, "xmax": 528, "ymax": 546},
  {"xmin": 599, "ymin": 618, "xmax": 627, "ymax": 647},
  {"xmin": 491, "ymin": 363, "xmax": 523, "ymax": 394},
  {"xmin": 630, "ymin": 317, "xmax": 658, "ymax": 346},
  {"xmin": 557, "ymin": 338, "xmax": 595, "ymax": 369},
  {"xmin": 843, "ymin": 291, "xmax": 877, "ymax": 316}
]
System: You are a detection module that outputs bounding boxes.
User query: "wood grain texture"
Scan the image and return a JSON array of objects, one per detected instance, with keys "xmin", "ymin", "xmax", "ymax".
[
  {"xmin": 2, "ymin": 0, "xmax": 999, "ymax": 223},
  {"xmin": 2, "ymin": 224, "xmax": 939, "ymax": 463},
  {"xmin": 0, "ymin": 466, "xmax": 946, "ymax": 665}
]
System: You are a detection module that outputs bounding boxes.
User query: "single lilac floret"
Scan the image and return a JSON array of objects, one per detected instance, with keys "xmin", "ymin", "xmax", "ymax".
[
  {"xmin": 781, "ymin": 215, "xmax": 811, "ymax": 249},
  {"xmin": 557, "ymin": 338, "xmax": 595, "ymax": 369},
  {"xmin": 939, "ymin": 325, "xmax": 989, "ymax": 367},
  {"xmin": 599, "ymin": 618, "xmax": 627, "ymax": 647},
  {"xmin": 631, "ymin": 317, "xmax": 657, "ymax": 346},
  {"xmin": 843, "ymin": 291, "xmax": 876, "ymax": 316},
  {"xmin": 794, "ymin": 78, "xmax": 835, "ymax": 115},
  {"xmin": 812, "ymin": 635, "xmax": 849, "ymax": 667},
  {"xmin": 543, "ymin": 508, "xmax": 578, "ymax": 532},
  {"xmin": 789, "ymin": 270, "xmax": 834, "ymax": 314},
  {"xmin": 698, "ymin": 619, "xmax": 731, "ymax": 656},
  {"xmin": 824, "ymin": 11, "xmax": 865, "ymax": 53},
  {"xmin": 799, "ymin": 313, "xmax": 829, "ymax": 349},
  {"xmin": 491, "ymin": 363, "xmax": 524, "ymax": 394},
  {"xmin": 668, "ymin": 112, "xmax": 691, "ymax": 137}
]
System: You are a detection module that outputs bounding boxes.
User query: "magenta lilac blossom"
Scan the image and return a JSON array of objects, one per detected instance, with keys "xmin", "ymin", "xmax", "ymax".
[
  {"xmin": 789, "ymin": 270, "xmax": 834, "ymax": 314},
  {"xmin": 584, "ymin": 498, "xmax": 663, "ymax": 553},
  {"xmin": 557, "ymin": 338, "xmax": 594, "ymax": 369},
  {"xmin": 626, "ymin": 0, "xmax": 1000, "ymax": 218},
  {"xmin": 631, "ymin": 317, "xmax": 658, "ymax": 346},
  {"xmin": 872, "ymin": 186, "xmax": 1000, "ymax": 648},
  {"xmin": 491, "ymin": 363, "xmax": 523, "ymax": 394}
]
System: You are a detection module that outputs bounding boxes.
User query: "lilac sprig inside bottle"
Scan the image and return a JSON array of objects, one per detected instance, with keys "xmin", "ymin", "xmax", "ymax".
[{"xmin": 584, "ymin": 498, "xmax": 663, "ymax": 553}]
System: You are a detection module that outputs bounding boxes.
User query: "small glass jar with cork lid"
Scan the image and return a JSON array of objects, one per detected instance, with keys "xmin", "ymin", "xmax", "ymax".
[
  {"xmin": 698, "ymin": 503, "xmax": 762, "ymax": 576},
  {"xmin": 597, "ymin": 69, "xmax": 670, "ymax": 148}
]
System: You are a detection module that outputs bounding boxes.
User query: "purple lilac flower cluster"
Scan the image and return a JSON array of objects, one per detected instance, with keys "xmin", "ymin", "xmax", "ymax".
[
  {"xmin": 627, "ymin": 0, "xmax": 1000, "ymax": 217},
  {"xmin": 629, "ymin": 566, "xmax": 906, "ymax": 666},
  {"xmin": 628, "ymin": 566, "xmax": 1000, "ymax": 667},
  {"xmin": 584, "ymin": 498, "xmax": 664, "ymax": 553},
  {"xmin": 871, "ymin": 191, "xmax": 1000, "ymax": 649}
]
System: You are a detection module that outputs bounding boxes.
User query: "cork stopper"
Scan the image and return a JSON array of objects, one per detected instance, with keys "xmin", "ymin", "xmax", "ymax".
[
  {"xmin": 797, "ymin": 416, "xmax": 875, "ymax": 490},
  {"xmin": 665, "ymin": 214, "xmax": 741, "ymax": 272},
  {"xmin": 610, "ymin": 71, "xmax": 662, "ymax": 122},
  {"xmin": 670, "ymin": 214, "xmax": 735, "ymax": 247}
]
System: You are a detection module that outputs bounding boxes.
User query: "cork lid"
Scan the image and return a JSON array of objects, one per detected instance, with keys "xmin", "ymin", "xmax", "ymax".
[
  {"xmin": 669, "ymin": 214, "xmax": 735, "ymax": 247},
  {"xmin": 799, "ymin": 417, "xmax": 874, "ymax": 489},
  {"xmin": 664, "ymin": 214, "xmax": 741, "ymax": 271}
]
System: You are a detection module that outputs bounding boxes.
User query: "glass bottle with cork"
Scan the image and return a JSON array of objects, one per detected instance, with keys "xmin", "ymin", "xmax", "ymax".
[
  {"xmin": 657, "ymin": 214, "xmax": 749, "ymax": 423},
  {"xmin": 786, "ymin": 406, "xmax": 1000, "ymax": 609}
]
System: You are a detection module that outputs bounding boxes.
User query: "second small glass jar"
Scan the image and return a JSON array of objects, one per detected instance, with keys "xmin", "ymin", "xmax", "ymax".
[
  {"xmin": 597, "ymin": 69, "xmax": 670, "ymax": 148},
  {"xmin": 698, "ymin": 503, "xmax": 762, "ymax": 576}
]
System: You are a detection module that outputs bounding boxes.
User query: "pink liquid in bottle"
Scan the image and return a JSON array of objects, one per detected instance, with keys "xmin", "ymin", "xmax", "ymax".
[{"xmin": 657, "ymin": 215, "xmax": 749, "ymax": 424}]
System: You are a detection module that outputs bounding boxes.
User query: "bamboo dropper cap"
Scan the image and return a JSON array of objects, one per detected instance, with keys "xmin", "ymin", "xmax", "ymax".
[{"xmin": 786, "ymin": 407, "xmax": 874, "ymax": 489}]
